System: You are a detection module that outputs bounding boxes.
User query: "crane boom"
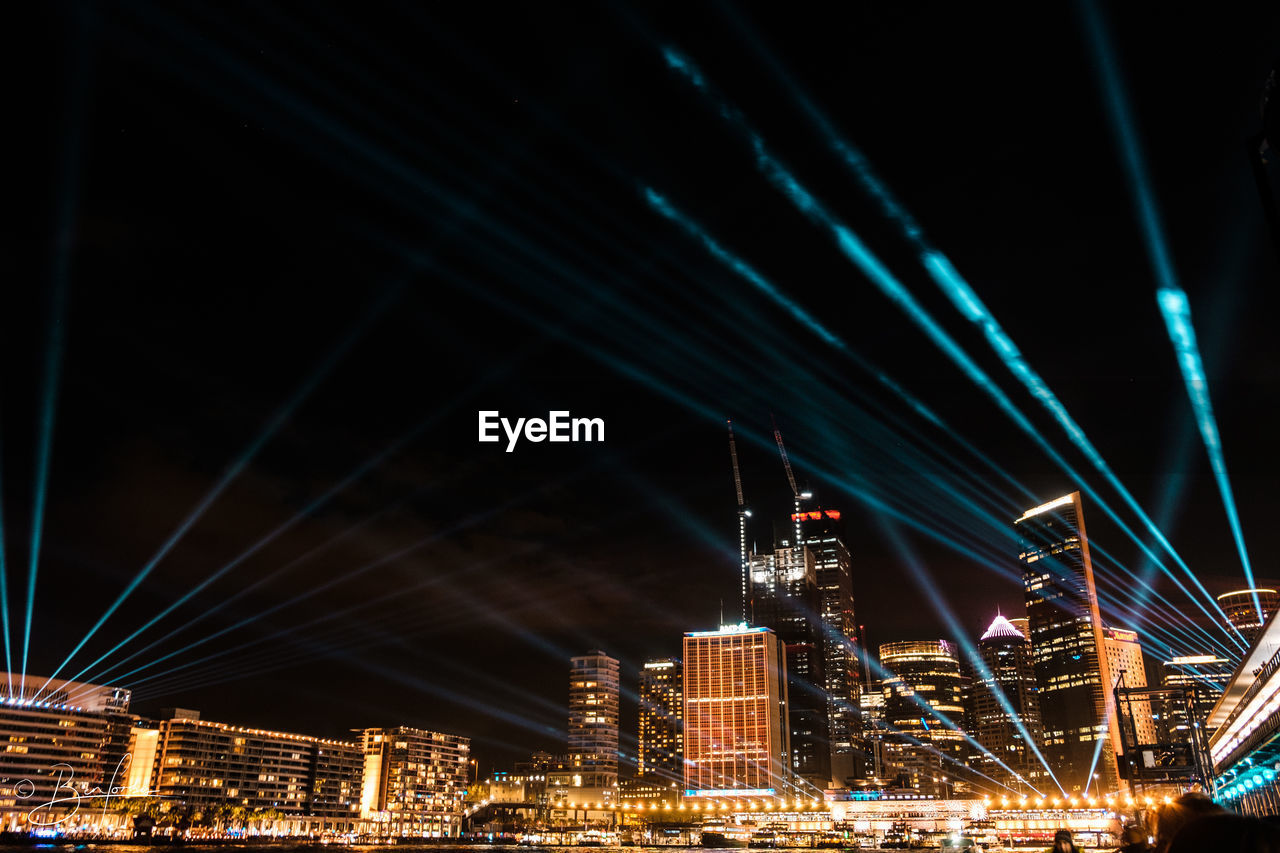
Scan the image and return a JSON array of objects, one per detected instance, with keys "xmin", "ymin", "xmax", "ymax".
[
  {"xmin": 772, "ymin": 414, "xmax": 800, "ymax": 498},
  {"xmin": 727, "ymin": 420, "xmax": 745, "ymax": 507}
]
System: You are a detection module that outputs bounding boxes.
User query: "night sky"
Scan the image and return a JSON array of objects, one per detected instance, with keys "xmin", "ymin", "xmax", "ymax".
[{"xmin": 17, "ymin": 2, "xmax": 1280, "ymax": 772}]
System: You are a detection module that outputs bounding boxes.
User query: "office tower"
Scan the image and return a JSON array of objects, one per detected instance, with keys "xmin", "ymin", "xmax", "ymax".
[
  {"xmin": 1217, "ymin": 588, "xmax": 1280, "ymax": 645},
  {"xmin": 795, "ymin": 508, "xmax": 862, "ymax": 781},
  {"xmin": 969, "ymin": 613, "xmax": 1045, "ymax": 793},
  {"xmin": 749, "ymin": 545, "xmax": 831, "ymax": 786},
  {"xmin": 1160, "ymin": 655, "xmax": 1233, "ymax": 739},
  {"xmin": 1103, "ymin": 627, "xmax": 1158, "ymax": 746},
  {"xmin": 568, "ymin": 651, "xmax": 620, "ymax": 789},
  {"xmin": 682, "ymin": 624, "xmax": 792, "ymax": 799},
  {"xmin": 0, "ymin": 675, "xmax": 132, "ymax": 817},
  {"xmin": 358, "ymin": 726, "xmax": 470, "ymax": 837},
  {"xmin": 879, "ymin": 640, "xmax": 966, "ymax": 797},
  {"xmin": 638, "ymin": 658, "xmax": 683, "ymax": 782},
  {"xmin": 1009, "ymin": 617, "xmax": 1031, "ymax": 641},
  {"xmin": 147, "ymin": 709, "xmax": 364, "ymax": 824},
  {"xmin": 1018, "ymin": 492, "xmax": 1118, "ymax": 793}
]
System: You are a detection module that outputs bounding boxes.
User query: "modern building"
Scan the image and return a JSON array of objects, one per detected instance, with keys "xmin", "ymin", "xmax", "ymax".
[
  {"xmin": 794, "ymin": 508, "xmax": 863, "ymax": 782},
  {"xmin": 147, "ymin": 709, "xmax": 364, "ymax": 822},
  {"xmin": 1218, "ymin": 588, "xmax": 1280, "ymax": 645},
  {"xmin": 637, "ymin": 658, "xmax": 683, "ymax": 783},
  {"xmin": 358, "ymin": 726, "xmax": 470, "ymax": 837},
  {"xmin": 879, "ymin": 640, "xmax": 966, "ymax": 797},
  {"xmin": 969, "ymin": 613, "xmax": 1045, "ymax": 793},
  {"xmin": 682, "ymin": 624, "xmax": 793, "ymax": 800},
  {"xmin": 1009, "ymin": 618, "xmax": 1031, "ymax": 641},
  {"xmin": 1160, "ymin": 655, "xmax": 1233, "ymax": 740},
  {"xmin": 1103, "ymin": 627, "xmax": 1158, "ymax": 747},
  {"xmin": 567, "ymin": 651, "xmax": 620, "ymax": 790},
  {"xmin": 749, "ymin": 545, "xmax": 831, "ymax": 786},
  {"xmin": 0, "ymin": 674, "xmax": 133, "ymax": 825},
  {"xmin": 1018, "ymin": 492, "xmax": 1119, "ymax": 794}
]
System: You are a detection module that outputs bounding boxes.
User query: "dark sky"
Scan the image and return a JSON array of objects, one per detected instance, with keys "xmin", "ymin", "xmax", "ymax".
[{"xmin": 16, "ymin": 2, "xmax": 1280, "ymax": 771}]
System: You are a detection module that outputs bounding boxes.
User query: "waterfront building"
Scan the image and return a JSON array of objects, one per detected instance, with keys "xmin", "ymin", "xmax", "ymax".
[
  {"xmin": 1103, "ymin": 627, "xmax": 1158, "ymax": 746},
  {"xmin": 637, "ymin": 658, "xmax": 683, "ymax": 782},
  {"xmin": 0, "ymin": 674, "xmax": 133, "ymax": 824},
  {"xmin": 682, "ymin": 624, "xmax": 793, "ymax": 800},
  {"xmin": 1160, "ymin": 654, "xmax": 1232, "ymax": 739},
  {"xmin": 1217, "ymin": 588, "xmax": 1280, "ymax": 645},
  {"xmin": 749, "ymin": 545, "xmax": 831, "ymax": 786},
  {"xmin": 148, "ymin": 709, "xmax": 363, "ymax": 821},
  {"xmin": 879, "ymin": 640, "xmax": 966, "ymax": 797},
  {"xmin": 1018, "ymin": 492, "xmax": 1119, "ymax": 793},
  {"xmin": 794, "ymin": 508, "xmax": 863, "ymax": 783},
  {"xmin": 969, "ymin": 614, "xmax": 1045, "ymax": 793},
  {"xmin": 567, "ymin": 651, "xmax": 620, "ymax": 790},
  {"xmin": 358, "ymin": 726, "xmax": 470, "ymax": 836}
]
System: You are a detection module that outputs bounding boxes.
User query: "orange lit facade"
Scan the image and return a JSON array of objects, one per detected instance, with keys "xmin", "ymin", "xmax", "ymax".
[{"xmin": 682, "ymin": 625, "xmax": 791, "ymax": 799}]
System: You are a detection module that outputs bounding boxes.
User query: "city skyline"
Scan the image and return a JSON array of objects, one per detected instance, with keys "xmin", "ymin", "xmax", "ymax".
[{"xmin": 15, "ymin": 0, "xmax": 1280, "ymax": 789}]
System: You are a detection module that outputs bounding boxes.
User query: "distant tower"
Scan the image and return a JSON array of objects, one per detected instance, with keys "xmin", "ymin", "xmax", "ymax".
[
  {"xmin": 879, "ymin": 640, "xmax": 966, "ymax": 797},
  {"xmin": 1217, "ymin": 588, "xmax": 1280, "ymax": 644},
  {"xmin": 794, "ymin": 507, "xmax": 862, "ymax": 783},
  {"xmin": 682, "ymin": 625, "xmax": 793, "ymax": 800},
  {"xmin": 749, "ymin": 545, "xmax": 831, "ymax": 786},
  {"xmin": 1160, "ymin": 654, "xmax": 1233, "ymax": 739},
  {"xmin": 568, "ymin": 651, "xmax": 620, "ymax": 789},
  {"xmin": 638, "ymin": 659, "xmax": 683, "ymax": 782},
  {"xmin": 971, "ymin": 613, "xmax": 1044, "ymax": 793},
  {"xmin": 1018, "ymin": 492, "xmax": 1119, "ymax": 794},
  {"xmin": 1103, "ymin": 627, "xmax": 1158, "ymax": 746}
]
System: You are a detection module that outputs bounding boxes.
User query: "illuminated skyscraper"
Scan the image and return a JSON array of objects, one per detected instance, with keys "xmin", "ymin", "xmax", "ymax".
[
  {"xmin": 749, "ymin": 545, "xmax": 830, "ymax": 785},
  {"xmin": 794, "ymin": 508, "xmax": 862, "ymax": 781},
  {"xmin": 638, "ymin": 658, "xmax": 683, "ymax": 782},
  {"xmin": 568, "ymin": 651, "xmax": 620, "ymax": 789},
  {"xmin": 1018, "ymin": 492, "xmax": 1119, "ymax": 794},
  {"xmin": 1103, "ymin": 627, "xmax": 1158, "ymax": 746},
  {"xmin": 1160, "ymin": 655, "xmax": 1233, "ymax": 739},
  {"xmin": 879, "ymin": 640, "xmax": 965, "ymax": 797},
  {"xmin": 970, "ymin": 614, "xmax": 1044, "ymax": 793},
  {"xmin": 1217, "ymin": 588, "xmax": 1280, "ymax": 644},
  {"xmin": 682, "ymin": 625, "xmax": 792, "ymax": 800}
]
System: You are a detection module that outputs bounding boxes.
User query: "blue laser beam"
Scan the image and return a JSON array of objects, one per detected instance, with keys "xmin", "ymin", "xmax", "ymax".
[
  {"xmin": 1078, "ymin": 0, "xmax": 1259, "ymax": 621},
  {"xmin": 659, "ymin": 49, "xmax": 1244, "ymax": 651},
  {"xmin": 37, "ymin": 283, "xmax": 400, "ymax": 693}
]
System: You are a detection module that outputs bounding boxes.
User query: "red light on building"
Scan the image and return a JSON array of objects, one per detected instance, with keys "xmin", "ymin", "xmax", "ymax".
[{"xmin": 789, "ymin": 510, "xmax": 841, "ymax": 522}]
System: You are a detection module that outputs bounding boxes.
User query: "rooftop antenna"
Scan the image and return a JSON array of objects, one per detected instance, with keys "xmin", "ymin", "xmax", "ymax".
[{"xmin": 727, "ymin": 420, "xmax": 752, "ymax": 623}]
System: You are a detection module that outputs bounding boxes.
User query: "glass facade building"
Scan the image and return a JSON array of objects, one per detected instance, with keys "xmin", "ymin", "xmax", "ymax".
[
  {"xmin": 637, "ymin": 658, "xmax": 683, "ymax": 782},
  {"xmin": 970, "ymin": 614, "xmax": 1044, "ymax": 793},
  {"xmin": 1017, "ymin": 492, "xmax": 1118, "ymax": 794},
  {"xmin": 879, "ymin": 640, "xmax": 965, "ymax": 797}
]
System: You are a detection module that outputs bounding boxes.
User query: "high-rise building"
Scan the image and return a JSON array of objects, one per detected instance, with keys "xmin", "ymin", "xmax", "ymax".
[
  {"xmin": 358, "ymin": 726, "xmax": 470, "ymax": 836},
  {"xmin": 1217, "ymin": 588, "xmax": 1280, "ymax": 644},
  {"xmin": 0, "ymin": 675, "xmax": 133, "ymax": 820},
  {"xmin": 879, "ymin": 640, "xmax": 966, "ymax": 797},
  {"xmin": 1009, "ymin": 618, "xmax": 1031, "ymax": 641},
  {"xmin": 1018, "ymin": 492, "xmax": 1119, "ymax": 794},
  {"xmin": 969, "ymin": 614, "xmax": 1045, "ymax": 793},
  {"xmin": 794, "ymin": 508, "xmax": 862, "ymax": 782},
  {"xmin": 749, "ymin": 545, "xmax": 830, "ymax": 786},
  {"xmin": 1160, "ymin": 655, "xmax": 1233, "ymax": 740},
  {"xmin": 568, "ymin": 651, "xmax": 620, "ymax": 789},
  {"xmin": 1103, "ymin": 627, "xmax": 1158, "ymax": 747},
  {"xmin": 682, "ymin": 624, "xmax": 792, "ymax": 800},
  {"xmin": 638, "ymin": 658, "xmax": 683, "ymax": 782},
  {"xmin": 147, "ymin": 709, "xmax": 364, "ymax": 822}
]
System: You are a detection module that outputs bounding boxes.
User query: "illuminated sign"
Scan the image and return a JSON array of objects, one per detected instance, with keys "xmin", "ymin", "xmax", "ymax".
[
  {"xmin": 685, "ymin": 788, "xmax": 776, "ymax": 797},
  {"xmin": 687, "ymin": 623, "xmax": 767, "ymax": 638},
  {"xmin": 789, "ymin": 509, "xmax": 841, "ymax": 522}
]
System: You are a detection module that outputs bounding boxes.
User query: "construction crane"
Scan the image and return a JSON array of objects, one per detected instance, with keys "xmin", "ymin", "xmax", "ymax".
[
  {"xmin": 727, "ymin": 420, "xmax": 752, "ymax": 623},
  {"xmin": 771, "ymin": 415, "xmax": 812, "ymax": 546}
]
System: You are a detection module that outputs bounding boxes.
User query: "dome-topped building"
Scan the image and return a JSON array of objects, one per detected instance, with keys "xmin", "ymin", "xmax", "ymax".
[{"xmin": 970, "ymin": 610, "xmax": 1045, "ymax": 794}]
